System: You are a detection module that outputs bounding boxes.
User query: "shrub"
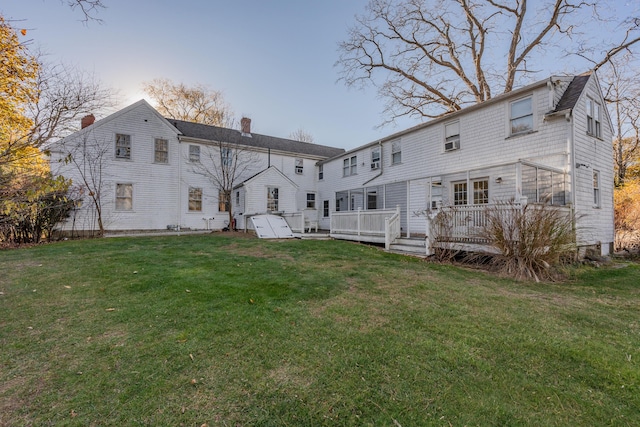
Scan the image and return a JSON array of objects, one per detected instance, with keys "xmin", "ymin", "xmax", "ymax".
[
  {"xmin": 614, "ymin": 178, "xmax": 640, "ymax": 252},
  {"xmin": 477, "ymin": 201, "xmax": 576, "ymax": 281}
]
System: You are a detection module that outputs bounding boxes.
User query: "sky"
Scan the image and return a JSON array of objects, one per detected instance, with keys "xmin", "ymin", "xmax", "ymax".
[
  {"xmin": 3, "ymin": 0, "xmax": 415, "ymax": 150},
  {"xmin": 2, "ymin": 0, "xmax": 637, "ymax": 150}
]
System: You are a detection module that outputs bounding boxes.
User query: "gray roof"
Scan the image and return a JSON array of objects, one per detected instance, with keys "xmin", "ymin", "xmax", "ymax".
[
  {"xmin": 553, "ymin": 72, "xmax": 591, "ymax": 112},
  {"xmin": 168, "ymin": 119, "xmax": 345, "ymax": 159}
]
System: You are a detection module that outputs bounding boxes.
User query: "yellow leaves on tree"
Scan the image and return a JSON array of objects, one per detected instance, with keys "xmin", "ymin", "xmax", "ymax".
[
  {"xmin": 614, "ymin": 178, "xmax": 640, "ymax": 251},
  {"xmin": 0, "ymin": 14, "xmax": 39, "ymax": 166}
]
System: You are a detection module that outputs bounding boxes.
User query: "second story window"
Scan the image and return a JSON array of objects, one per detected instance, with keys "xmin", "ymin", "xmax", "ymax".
[
  {"xmin": 295, "ymin": 158, "xmax": 304, "ymax": 174},
  {"xmin": 444, "ymin": 121, "xmax": 460, "ymax": 151},
  {"xmin": 189, "ymin": 145, "xmax": 200, "ymax": 162},
  {"xmin": 510, "ymin": 96, "xmax": 533, "ymax": 135},
  {"xmin": 343, "ymin": 156, "xmax": 357, "ymax": 177},
  {"xmin": 154, "ymin": 138, "xmax": 168, "ymax": 163},
  {"xmin": 371, "ymin": 147, "xmax": 380, "ymax": 169},
  {"xmin": 391, "ymin": 140, "xmax": 401, "ymax": 164},
  {"xmin": 318, "ymin": 164, "xmax": 324, "ymax": 180},
  {"xmin": 587, "ymin": 98, "xmax": 602, "ymax": 138},
  {"xmin": 115, "ymin": 134, "xmax": 131, "ymax": 159},
  {"xmin": 221, "ymin": 147, "xmax": 233, "ymax": 166}
]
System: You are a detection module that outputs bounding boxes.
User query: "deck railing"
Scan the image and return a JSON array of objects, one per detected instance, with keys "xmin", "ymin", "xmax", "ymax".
[
  {"xmin": 330, "ymin": 206, "xmax": 401, "ymax": 249},
  {"xmin": 281, "ymin": 210, "xmax": 319, "ymax": 233},
  {"xmin": 432, "ymin": 204, "xmax": 573, "ymax": 243}
]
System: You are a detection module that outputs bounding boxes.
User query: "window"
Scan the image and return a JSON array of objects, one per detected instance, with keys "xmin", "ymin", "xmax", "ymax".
[
  {"xmin": 323, "ymin": 200, "xmax": 329, "ymax": 217},
  {"xmin": 154, "ymin": 138, "xmax": 168, "ymax": 163},
  {"xmin": 218, "ymin": 190, "xmax": 230, "ymax": 212},
  {"xmin": 306, "ymin": 193, "xmax": 316, "ymax": 209},
  {"xmin": 510, "ymin": 96, "xmax": 533, "ymax": 135},
  {"xmin": 587, "ymin": 98, "xmax": 602, "ymax": 138},
  {"xmin": 188, "ymin": 187, "xmax": 202, "ymax": 211},
  {"xmin": 115, "ymin": 134, "xmax": 131, "ymax": 159},
  {"xmin": 593, "ymin": 170, "xmax": 600, "ymax": 207},
  {"xmin": 444, "ymin": 121, "xmax": 460, "ymax": 151},
  {"xmin": 453, "ymin": 182, "xmax": 467, "ymax": 205},
  {"xmin": 522, "ymin": 165, "xmax": 566, "ymax": 205},
  {"xmin": 221, "ymin": 147, "xmax": 233, "ymax": 166},
  {"xmin": 318, "ymin": 164, "xmax": 324, "ymax": 180},
  {"xmin": 473, "ymin": 179, "xmax": 489, "ymax": 204},
  {"xmin": 267, "ymin": 187, "xmax": 279, "ymax": 211},
  {"xmin": 343, "ymin": 156, "xmax": 357, "ymax": 177},
  {"xmin": 189, "ymin": 145, "xmax": 200, "ymax": 162},
  {"xmin": 115, "ymin": 183, "xmax": 133, "ymax": 210},
  {"xmin": 391, "ymin": 140, "xmax": 401, "ymax": 164},
  {"xmin": 235, "ymin": 191, "xmax": 240, "ymax": 206},
  {"xmin": 295, "ymin": 158, "xmax": 304, "ymax": 174},
  {"xmin": 367, "ymin": 189, "xmax": 378, "ymax": 210},
  {"xmin": 371, "ymin": 148, "xmax": 380, "ymax": 169}
]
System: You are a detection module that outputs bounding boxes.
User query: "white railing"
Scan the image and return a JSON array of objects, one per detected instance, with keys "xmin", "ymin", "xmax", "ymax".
[
  {"xmin": 281, "ymin": 210, "xmax": 319, "ymax": 233},
  {"xmin": 433, "ymin": 203, "xmax": 573, "ymax": 242},
  {"xmin": 331, "ymin": 206, "xmax": 401, "ymax": 248}
]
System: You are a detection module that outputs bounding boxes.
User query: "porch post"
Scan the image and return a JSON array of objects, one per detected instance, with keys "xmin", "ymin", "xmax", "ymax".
[
  {"xmin": 301, "ymin": 210, "xmax": 306, "ymax": 234},
  {"xmin": 357, "ymin": 208, "xmax": 361, "ymax": 236},
  {"xmin": 515, "ymin": 162, "xmax": 523, "ymax": 202}
]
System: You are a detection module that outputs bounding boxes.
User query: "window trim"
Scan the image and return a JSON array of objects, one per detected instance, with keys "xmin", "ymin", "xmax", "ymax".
[
  {"xmin": 444, "ymin": 121, "xmax": 460, "ymax": 151},
  {"xmin": 343, "ymin": 155, "xmax": 357, "ymax": 177},
  {"xmin": 115, "ymin": 183, "xmax": 133, "ymax": 211},
  {"xmin": 154, "ymin": 138, "xmax": 168, "ymax": 164},
  {"xmin": 593, "ymin": 170, "xmax": 600, "ymax": 208},
  {"xmin": 115, "ymin": 133, "xmax": 131, "ymax": 160},
  {"xmin": 267, "ymin": 186, "xmax": 279, "ymax": 212},
  {"xmin": 509, "ymin": 96, "xmax": 534, "ymax": 136},
  {"xmin": 306, "ymin": 193, "xmax": 316, "ymax": 209},
  {"xmin": 318, "ymin": 164, "xmax": 324, "ymax": 180},
  {"xmin": 453, "ymin": 181, "xmax": 467, "ymax": 206},
  {"xmin": 371, "ymin": 147, "xmax": 381, "ymax": 169},
  {"xmin": 189, "ymin": 145, "xmax": 200, "ymax": 163},
  {"xmin": 586, "ymin": 97, "xmax": 602, "ymax": 138},
  {"xmin": 391, "ymin": 140, "xmax": 401, "ymax": 164},
  {"xmin": 188, "ymin": 187, "xmax": 203, "ymax": 212},
  {"xmin": 221, "ymin": 147, "xmax": 233, "ymax": 167},
  {"xmin": 323, "ymin": 200, "xmax": 330, "ymax": 218},
  {"xmin": 472, "ymin": 179, "xmax": 489, "ymax": 205}
]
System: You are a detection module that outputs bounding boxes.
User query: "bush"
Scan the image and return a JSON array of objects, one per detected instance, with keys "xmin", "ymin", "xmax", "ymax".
[
  {"xmin": 478, "ymin": 201, "xmax": 576, "ymax": 281},
  {"xmin": 614, "ymin": 179, "xmax": 640, "ymax": 253}
]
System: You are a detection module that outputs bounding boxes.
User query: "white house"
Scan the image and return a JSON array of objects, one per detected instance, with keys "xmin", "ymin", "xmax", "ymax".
[
  {"xmin": 50, "ymin": 71, "xmax": 614, "ymax": 256},
  {"xmin": 49, "ymin": 100, "xmax": 344, "ymax": 233}
]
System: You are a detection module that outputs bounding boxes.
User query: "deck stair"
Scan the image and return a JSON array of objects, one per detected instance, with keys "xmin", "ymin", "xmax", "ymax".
[{"xmin": 389, "ymin": 237, "xmax": 427, "ymax": 256}]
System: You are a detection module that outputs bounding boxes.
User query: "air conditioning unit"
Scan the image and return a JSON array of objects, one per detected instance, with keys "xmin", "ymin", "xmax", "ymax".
[
  {"xmin": 371, "ymin": 161, "xmax": 380, "ymax": 170},
  {"xmin": 444, "ymin": 138, "xmax": 460, "ymax": 151}
]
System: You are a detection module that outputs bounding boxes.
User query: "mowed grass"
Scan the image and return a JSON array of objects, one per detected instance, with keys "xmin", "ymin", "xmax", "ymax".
[{"xmin": 1, "ymin": 234, "xmax": 639, "ymax": 426}]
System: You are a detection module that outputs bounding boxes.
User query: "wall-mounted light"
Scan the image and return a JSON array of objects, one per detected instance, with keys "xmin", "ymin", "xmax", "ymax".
[{"xmin": 495, "ymin": 177, "xmax": 503, "ymax": 184}]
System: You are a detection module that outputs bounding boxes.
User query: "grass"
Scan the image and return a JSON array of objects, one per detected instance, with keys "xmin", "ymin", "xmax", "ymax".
[{"xmin": 1, "ymin": 234, "xmax": 639, "ymax": 426}]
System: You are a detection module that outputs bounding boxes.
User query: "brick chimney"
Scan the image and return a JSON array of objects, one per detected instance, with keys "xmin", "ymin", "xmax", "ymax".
[
  {"xmin": 241, "ymin": 117, "xmax": 251, "ymax": 136},
  {"xmin": 81, "ymin": 114, "xmax": 95, "ymax": 129}
]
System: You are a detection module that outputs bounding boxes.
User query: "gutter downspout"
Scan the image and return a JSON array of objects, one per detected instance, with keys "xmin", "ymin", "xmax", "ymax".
[{"xmin": 178, "ymin": 137, "xmax": 182, "ymax": 231}]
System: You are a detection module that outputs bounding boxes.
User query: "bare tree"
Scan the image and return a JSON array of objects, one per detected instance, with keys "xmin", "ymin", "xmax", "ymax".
[
  {"xmin": 29, "ymin": 59, "xmax": 116, "ymax": 150},
  {"xmin": 189, "ymin": 142, "xmax": 261, "ymax": 229},
  {"xmin": 601, "ymin": 56, "xmax": 640, "ymax": 186},
  {"xmin": 55, "ymin": 131, "xmax": 111, "ymax": 235},
  {"xmin": 143, "ymin": 78, "xmax": 235, "ymax": 127},
  {"xmin": 337, "ymin": 0, "xmax": 640, "ymax": 122},
  {"xmin": 289, "ymin": 128, "xmax": 315, "ymax": 143},
  {"xmin": 66, "ymin": 0, "xmax": 106, "ymax": 22}
]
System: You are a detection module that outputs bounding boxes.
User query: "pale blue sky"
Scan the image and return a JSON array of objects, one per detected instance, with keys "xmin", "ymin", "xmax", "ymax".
[{"xmin": 2, "ymin": 0, "xmax": 637, "ymax": 149}]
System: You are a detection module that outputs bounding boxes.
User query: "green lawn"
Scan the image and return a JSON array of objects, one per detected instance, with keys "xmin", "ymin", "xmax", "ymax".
[{"xmin": 1, "ymin": 234, "xmax": 638, "ymax": 426}]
